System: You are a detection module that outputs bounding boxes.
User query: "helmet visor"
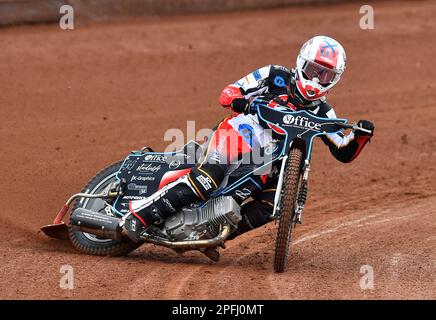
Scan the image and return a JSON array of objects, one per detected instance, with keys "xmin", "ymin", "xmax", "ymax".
[{"xmin": 302, "ymin": 61, "xmax": 338, "ymax": 85}]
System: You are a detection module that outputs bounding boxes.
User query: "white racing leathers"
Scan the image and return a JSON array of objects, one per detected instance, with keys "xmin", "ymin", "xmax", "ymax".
[{"xmin": 218, "ymin": 64, "xmax": 371, "ymax": 163}]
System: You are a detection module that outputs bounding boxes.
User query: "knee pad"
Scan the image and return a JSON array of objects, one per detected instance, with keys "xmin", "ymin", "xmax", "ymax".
[{"xmin": 187, "ymin": 164, "xmax": 225, "ymax": 200}]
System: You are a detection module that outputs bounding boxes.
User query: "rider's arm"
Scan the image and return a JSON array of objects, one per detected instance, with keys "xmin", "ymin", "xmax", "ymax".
[
  {"xmin": 218, "ymin": 65, "xmax": 272, "ymax": 113},
  {"xmin": 321, "ymin": 107, "xmax": 372, "ymax": 163}
]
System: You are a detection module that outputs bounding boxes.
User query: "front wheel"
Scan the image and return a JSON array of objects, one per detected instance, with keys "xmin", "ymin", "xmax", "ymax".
[
  {"xmin": 273, "ymin": 148, "xmax": 303, "ymax": 273},
  {"xmin": 68, "ymin": 160, "xmax": 142, "ymax": 256}
]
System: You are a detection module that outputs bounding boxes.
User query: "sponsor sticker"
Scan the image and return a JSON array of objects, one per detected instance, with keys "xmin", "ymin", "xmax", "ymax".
[
  {"xmin": 122, "ymin": 196, "xmax": 147, "ymax": 200},
  {"xmin": 122, "ymin": 159, "xmax": 137, "ymax": 171},
  {"xmin": 136, "ymin": 163, "xmax": 162, "ymax": 174},
  {"xmin": 274, "ymin": 75, "xmax": 286, "ymax": 88},
  {"xmin": 127, "ymin": 183, "xmax": 148, "ymax": 195},
  {"xmin": 196, "ymin": 175, "xmax": 213, "ymax": 191},
  {"xmin": 144, "ymin": 154, "xmax": 167, "ymax": 163},
  {"xmin": 169, "ymin": 160, "xmax": 181, "ymax": 170},
  {"xmin": 282, "ymin": 115, "xmax": 322, "ymax": 130},
  {"xmin": 235, "ymin": 188, "xmax": 252, "ymax": 200},
  {"xmin": 130, "ymin": 175, "xmax": 155, "ymax": 182}
]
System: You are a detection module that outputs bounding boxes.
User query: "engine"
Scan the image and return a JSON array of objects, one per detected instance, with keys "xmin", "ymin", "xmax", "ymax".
[{"xmin": 162, "ymin": 196, "xmax": 242, "ymax": 241}]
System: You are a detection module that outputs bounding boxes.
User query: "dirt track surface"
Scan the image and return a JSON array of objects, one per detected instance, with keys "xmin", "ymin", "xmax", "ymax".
[{"xmin": 1, "ymin": 1, "xmax": 435, "ymax": 299}]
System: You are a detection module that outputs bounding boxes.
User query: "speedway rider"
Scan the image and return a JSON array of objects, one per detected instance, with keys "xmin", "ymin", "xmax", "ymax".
[{"xmin": 123, "ymin": 36, "xmax": 375, "ymax": 243}]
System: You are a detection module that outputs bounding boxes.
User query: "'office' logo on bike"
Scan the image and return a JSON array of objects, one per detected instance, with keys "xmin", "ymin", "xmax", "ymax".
[{"xmin": 283, "ymin": 115, "xmax": 322, "ymax": 130}]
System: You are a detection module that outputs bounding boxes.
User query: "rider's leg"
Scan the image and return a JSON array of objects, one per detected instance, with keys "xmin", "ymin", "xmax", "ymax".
[
  {"xmin": 123, "ymin": 116, "xmax": 248, "ymax": 242},
  {"xmin": 123, "ymin": 163, "xmax": 225, "ymax": 242},
  {"xmin": 228, "ymin": 177, "xmax": 277, "ymax": 240}
]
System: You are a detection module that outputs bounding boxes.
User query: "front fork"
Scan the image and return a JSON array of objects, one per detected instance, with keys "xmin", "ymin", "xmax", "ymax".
[
  {"xmin": 294, "ymin": 159, "xmax": 310, "ymax": 224},
  {"xmin": 271, "ymin": 155, "xmax": 311, "ymax": 223}
]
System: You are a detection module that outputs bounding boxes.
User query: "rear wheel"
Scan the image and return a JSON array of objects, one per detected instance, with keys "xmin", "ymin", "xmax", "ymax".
[
  {"xmin": 273, "ymin": 148, "xmax": 303, "ymax": 273},
  {"xmin": 68, "ymin": 161, "xmax": 142, "ymax": 256}
]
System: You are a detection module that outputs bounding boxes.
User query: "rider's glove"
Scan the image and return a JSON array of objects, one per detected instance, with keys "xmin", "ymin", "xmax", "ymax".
[
  {"xmin": 231, "ymin": 98, "xmax": 250, "ymax": 114},
  {"xmin": 244, "ymin": 101, "xmax": 258, "ymax": 115},
  {"xmin": 354, "ymin": 120, "xmax": 375, "ymax": 137}
]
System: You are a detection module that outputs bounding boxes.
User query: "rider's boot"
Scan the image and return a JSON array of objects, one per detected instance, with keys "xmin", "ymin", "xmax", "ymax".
[
  {"xmin": 122, "ymin": 176, "xmax": 199, "ymax": 242},
  {"xmin": 123, "ymin": 165, "xmax": 224, "ymax": 242},
  {"xmin": 201, "ymin": 247, "xmax": 221, "ymax": 262},
  {"xmin": 227, "ymin": 200, "xmax": 272, "ymax": 241}
]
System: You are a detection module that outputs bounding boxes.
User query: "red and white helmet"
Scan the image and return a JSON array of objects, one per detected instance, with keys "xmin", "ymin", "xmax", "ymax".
[{"xmin": 295, "ymin": 36, "xmax": 346, "ymax": 100}]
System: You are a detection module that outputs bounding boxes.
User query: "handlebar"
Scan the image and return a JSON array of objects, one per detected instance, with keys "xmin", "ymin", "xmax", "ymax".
[
  {"xmin": 252, "ymin": 97, "xmax": 373, "ymax": 135},
  {"xmin": 337, "ymin": 123, "xmax": 373, "ymax": 135}
]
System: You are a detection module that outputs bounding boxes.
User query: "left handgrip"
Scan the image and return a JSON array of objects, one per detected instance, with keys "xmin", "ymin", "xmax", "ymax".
[{"xmin": 337, "ymin": 123, "xmax": 372, "ymax": 134}]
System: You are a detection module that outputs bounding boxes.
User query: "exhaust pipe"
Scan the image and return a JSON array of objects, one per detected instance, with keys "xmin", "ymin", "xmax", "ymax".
[
  {"xmin": 140, "ymin": 225, "xmax": 231, "ymax": 250},
  {"xmin": 71, "ymin": 208, "xmax": 231, "ymax": 250},
  {"xmin": 70, "ymin": 208, "xmax": 124, "ymax": 240}
]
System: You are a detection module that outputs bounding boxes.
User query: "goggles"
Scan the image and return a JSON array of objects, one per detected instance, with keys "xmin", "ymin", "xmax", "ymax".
[{"xmin": 301, "ymin": 61, "xmax": 338, "ymax": 85}]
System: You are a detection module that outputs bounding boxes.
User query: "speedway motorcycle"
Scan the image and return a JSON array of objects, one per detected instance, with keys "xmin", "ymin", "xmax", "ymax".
[{"xmin": 41, "ymin": 97, "xmax": 371, "ymax": 273}]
